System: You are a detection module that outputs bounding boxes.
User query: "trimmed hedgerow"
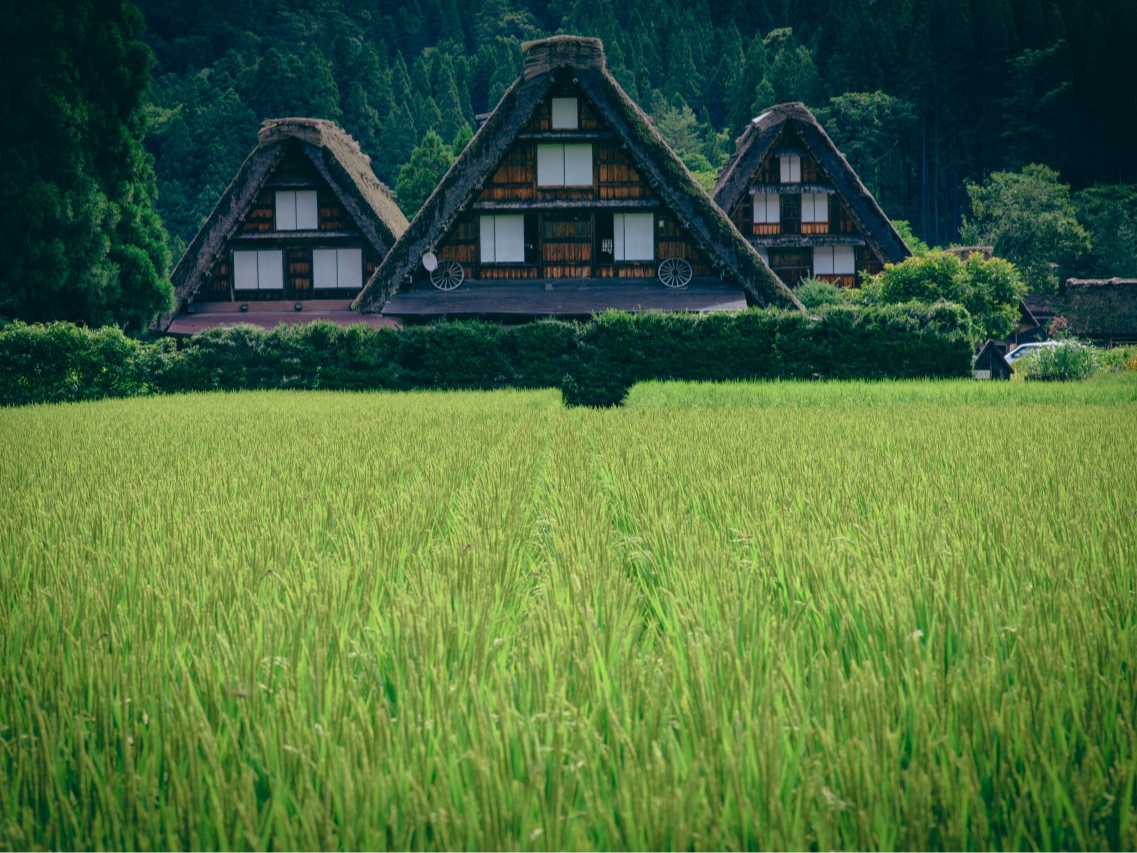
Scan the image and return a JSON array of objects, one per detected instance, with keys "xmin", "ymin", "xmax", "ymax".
[{"xmin": 0, "ymin": 303, "xmax": 972, "ymax": 408}]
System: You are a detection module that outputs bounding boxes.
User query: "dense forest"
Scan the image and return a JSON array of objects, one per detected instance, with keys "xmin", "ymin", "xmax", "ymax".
[{"xmin": 139, "ymin": 0, "xmax": 1137, "ymax": 266}]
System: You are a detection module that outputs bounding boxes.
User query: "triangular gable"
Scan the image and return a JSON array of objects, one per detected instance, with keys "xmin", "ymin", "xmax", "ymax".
[
  {"xmin": 713, "ymin": 103, "xmax": 910, "ymax": 266},
  {"xmin": 159, "ymin": 118, "xmax": 408, "ymax": 331},
  {"xmin": 354, "ymin": 37, "xmax": 801, "ymax": 313}
]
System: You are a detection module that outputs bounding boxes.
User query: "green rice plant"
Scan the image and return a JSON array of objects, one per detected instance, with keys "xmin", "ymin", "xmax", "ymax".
[{"xmin": 1, "ymin": 381, "xmax": 1135, "ymax": 850}]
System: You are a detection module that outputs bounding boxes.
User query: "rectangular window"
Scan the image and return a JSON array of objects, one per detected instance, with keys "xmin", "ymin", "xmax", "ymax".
[
  {"xmin": 814, "ymin": 246, "xmax": 856, "ymax": 275},
  {"xmin": 312, "ymin": 248, "xmax": 364, "ymax": 289},
  {"xmin": 275, "ymin": 190, "xmax": 318, "ymax": 230},
  {"xmin": 753, "ymin": 194, "xmax": 781, "ymax": 224},
  {"xmin": 537, "ymin": 143, "xmax": 592, "ymax": 186},
  {"xmin": 479, "ymin": 215, "xmax": 526, "ymax": 263},
  {"xmin": 801, "ymin": 192, "xmax": 829, "ymax": 223},
  {"xmin": 595, "ymin": 212, "xmax": 615, "ymax": 263},
  {"xmin": 613, "ymin": 213, "xmax": 654, "ymax": 261},
  {"xmin": 233, "ymin": 250, "xmax": 284, "ymax": 290},
  {"xmin": 779, "ymin": 155, "xmax": 801, "ymax": 183},
  {"xmin": 551, "ymin": 97, "xmax": 579, "ymax": 129}
]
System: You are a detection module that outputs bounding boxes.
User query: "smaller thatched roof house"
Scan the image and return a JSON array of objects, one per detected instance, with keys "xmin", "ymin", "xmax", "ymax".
[
  {"xmin": 354, "ymin": 36, "xmax": 801, "ymax": 320},
  {"xmin": 1055, "ymin": 279, "xmax": 1137, "ymax": 345},
  {"xmin": 713, "ymin": 103, "xmax": 910, "ymax": 288},
  {"xmin": 159, "ymin": 119, "xmax": 409, "ymax": 335}
]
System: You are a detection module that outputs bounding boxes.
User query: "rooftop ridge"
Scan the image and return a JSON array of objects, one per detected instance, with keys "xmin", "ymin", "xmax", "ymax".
[{"xmin": 520, "ymin": 35, "xmax": 605, "ymax": 79}]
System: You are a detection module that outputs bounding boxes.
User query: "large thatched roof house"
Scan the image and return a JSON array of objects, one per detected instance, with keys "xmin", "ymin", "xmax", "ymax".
[
  {"xmin": 713, "ymin": 103, "xmax": 910, "ymax": 288},
  {"xmin": 354, "ymin": 36, "xmax": 801, "ymax": 320},
  {"xmin": 158, "ymin": 119, "xmax": 409, "ymax": 335}
]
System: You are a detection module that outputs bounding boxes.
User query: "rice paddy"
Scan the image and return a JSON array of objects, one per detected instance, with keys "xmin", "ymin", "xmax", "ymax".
[{"xmin": 1, "ymin": 379, "xmax": 1135, "ymax": 850}]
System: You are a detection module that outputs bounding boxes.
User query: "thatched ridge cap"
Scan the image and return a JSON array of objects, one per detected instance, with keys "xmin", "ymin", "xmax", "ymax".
[
  {"xmin": 521, "ymin": 35, "xmax": 605, "ymax": 79},
  {"xmin": 258, "ymin": 118, "xmax": 367, "ymax": 160},
  {"xmin": 1066, "ymin": 278, "xmax": 1137, "ymax": 287}
]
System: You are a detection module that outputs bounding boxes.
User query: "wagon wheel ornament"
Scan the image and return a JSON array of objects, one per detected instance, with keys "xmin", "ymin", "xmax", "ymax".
[
  {"xmin": 658, "ymin": 257, "xmax": 692, "ymax": 289},
  {"xmin": 428, "ymin": 258, "xmax": 465, "ymax": 291}
]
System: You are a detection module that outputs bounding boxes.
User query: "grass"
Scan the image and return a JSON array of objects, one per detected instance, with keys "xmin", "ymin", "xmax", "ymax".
[{"xmin": 1, "ymin": 380, "xmax": 1135, "ymax": 850}]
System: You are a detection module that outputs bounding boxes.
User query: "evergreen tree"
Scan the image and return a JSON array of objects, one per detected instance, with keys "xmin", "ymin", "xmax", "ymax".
[
  {"xmin": 375, "ymin": 101, "xmax": 418, "ymax": 184},
  {"xmin": 435, "ymin": 57, "xmax": 466, "ymax": 142},
  {"xmin": 394, "ymin": 130, "xmax": 454, "ymax": 216},
  {"xmin": 731, "ymin": 34, "xmax": 769, "ymax": 131},
  {"xmin": 0, "ymin": 0, "xmax": 172, "ymax": 331}
]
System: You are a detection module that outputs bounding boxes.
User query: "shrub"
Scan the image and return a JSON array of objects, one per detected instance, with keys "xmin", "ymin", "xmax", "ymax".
[
  {"xmin": 793, "ymin": 278, "xmax": 861, "ymax": 310},
  {"xmin": 863, "ymin": 251, "xmax": 1026, "ymax": 343},
  {"xmin": 1096, "ymin": 344, "xmax": 1137, "ymax": 374},
  {"xmin": 1015, "ymin": 341, "xmax": 1099, "ymax": 381},
  {"xmin": 0, "ymin": 305, "xmax": 974, "ymax": 409},
  {"xmin": 0, "ymin": 321, "xmax": 150, "ymax": 406}
]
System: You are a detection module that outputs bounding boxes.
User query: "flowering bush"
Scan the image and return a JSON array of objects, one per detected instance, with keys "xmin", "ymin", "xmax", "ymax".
[{"xmin": 1015, "ymin": 340, "xmax": 1098, "ymax": 381}]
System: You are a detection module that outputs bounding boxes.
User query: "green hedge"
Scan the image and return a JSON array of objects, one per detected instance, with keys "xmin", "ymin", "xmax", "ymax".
[{"xmin": 0, "ymin": 303, "xmax": 972, "ymax": 408}]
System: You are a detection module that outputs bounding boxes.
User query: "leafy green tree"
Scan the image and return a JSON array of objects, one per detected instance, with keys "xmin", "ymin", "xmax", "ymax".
[
  {"xmin": 0, "ymin": 0, "xmax": 172, "ymax": 331},
  {"xmin": 1074, "ymin": 184, "xmax": 1137, "ymax": 276},
  {"xmin": 960, "ymin": 164, "xmax": 1091, "ymax": 292},
  {"xmin": 395, "ymin": 130, "xmax": 454, "ymax": 216},
  {"xmin": 864, "ymin": 251, "xmax": 1026, "ymax": 342},
  {"xmin": 891, "ymin": 221, "xmax": 932, "ymax": 256}
]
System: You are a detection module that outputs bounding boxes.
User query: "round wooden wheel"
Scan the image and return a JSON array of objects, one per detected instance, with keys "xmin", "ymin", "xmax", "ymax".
[
  {"xmin": 658, "ymin": 257, "xmax": 693, "ymax": 288},
  {"xmin": 429, "ymin": 259, "xmax": 465, "ymax": 291}
]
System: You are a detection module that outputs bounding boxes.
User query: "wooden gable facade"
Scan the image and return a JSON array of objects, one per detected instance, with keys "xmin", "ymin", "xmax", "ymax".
[
  {"xmin": 160, "ymin": 119, "xmax": 408, "ymax": 335},
  {"xmin": 713, "ymin": 104, "xmax": 911, "ymax": 290},
  {"xmin": 356, "ymin": 37, "xmax": 800, "ymax": 320},
  {"xmin": 432, "ymin": 85, "xmax": 716, "ymax": 285}
]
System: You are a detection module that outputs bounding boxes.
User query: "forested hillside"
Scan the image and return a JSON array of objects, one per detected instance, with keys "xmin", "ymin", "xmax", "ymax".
[{"xmin": 140, "ymin": 0, "xmax": 1137, "ymax": 262}]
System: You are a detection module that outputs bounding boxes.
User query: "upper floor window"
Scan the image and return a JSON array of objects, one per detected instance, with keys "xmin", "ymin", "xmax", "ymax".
[
  {"xmin": 537, "ymin": 143, "xmax": 592, "ymax": 186},
  {"xmin": 779, "ymin": 155, "xmax": 801, "ymax": 184},
  {"xmin": 275, "ymin": 190, "xmax": 318, "ymax": 230},
  {"xmin": 551, "ymin": 97, "xmax": 579, "ymax": 129},
  {"xmin": 313, "ymin": 248, "xmax": 363, "ymax": 289},
  {"xmin": 801, "ymin": 193, "xmax": 829, "ymax": 223},
  {"xmin": 233, "ymin": 250, "xmax": 283, "ymax": 290},
  {"xmin": 753, "ymin": 194, "xmax": 780, "ymax": 224}
]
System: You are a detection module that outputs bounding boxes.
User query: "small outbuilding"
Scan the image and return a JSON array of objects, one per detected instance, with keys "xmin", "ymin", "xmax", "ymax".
[{"xmin": 973, "ymin": 340, "xmax": 1012, "ymax": 379}]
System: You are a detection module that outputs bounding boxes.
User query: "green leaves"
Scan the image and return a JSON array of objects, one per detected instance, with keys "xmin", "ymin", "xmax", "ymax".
[
  {"xmin": 394, "ymin": 130, "xmax": 456, "ymax": 217},
  {"xmin": 960, "ymin": 164, "xmax": 1091, "ymax": 294},
  {"xmin": 863, "ymin": 250, "xmax": 1027, "ymax": 343},
  {"xmin": 0, "ymin": 0, "xmax": 172, "ymax": 332}
]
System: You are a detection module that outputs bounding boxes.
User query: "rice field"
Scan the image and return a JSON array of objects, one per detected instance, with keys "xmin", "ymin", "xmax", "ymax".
[{"xmin": 1, "ymin": 379, "xmax": 1136, "ymax": 851}]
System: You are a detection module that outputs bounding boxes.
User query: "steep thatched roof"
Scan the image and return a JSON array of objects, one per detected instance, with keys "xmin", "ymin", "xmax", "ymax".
[
  {"xmin": 1062, "ymin": 279, "xmax": 1137, "ymax": 339},
  {"xmin": 353, "ymin": 36, "xmax": 801, "ymax": 313},
  {"xmin": 713, "ymin": 103, "xmax": 910, "ymax": 266},
  {"xmin": 158, "ymin": 118, "xmax": 408, "ymax": 332}
]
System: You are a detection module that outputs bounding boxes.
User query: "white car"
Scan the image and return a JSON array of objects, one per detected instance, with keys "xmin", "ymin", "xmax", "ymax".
[{"xmin": 1005, "ymin": 341, "xmax": 1064, "ymax": 364}]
